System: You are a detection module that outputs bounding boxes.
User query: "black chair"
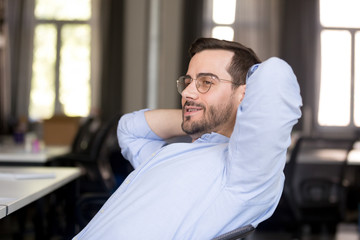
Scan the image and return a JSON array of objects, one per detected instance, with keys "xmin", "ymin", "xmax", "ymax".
[
  {"xmin": 212, "ymin": 225, "xmax": 255, "ymax": 240},
  {"xmin": 52, "ymin": 113, "xmax": 132, "ymax": 193},
  {"xmin": 70, "ymin": 116, "xmax": 101, "ymax": 155},
  {"xmin": 285, "ymin": 136, "xmax": 355, "ymax": 236},
  {"xmin": 76, "ymin": 192, "xmax": 111, "ymax": 229}
]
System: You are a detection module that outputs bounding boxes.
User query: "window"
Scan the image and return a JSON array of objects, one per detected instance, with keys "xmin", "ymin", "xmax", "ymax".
[
  {"xmin": 204, "ymin": 0, "xmax": 236, "ymax": 41},
  {"xmin": 202, "ymin": 0, "xmax": 281, "ymax": 61},
  {"xmin": 317, "ymin": 0, "xmax": 360, "ymax": 128},
  {"xmin": 29, "ymin": 0, "xmax": 93, "ymax": 119}
]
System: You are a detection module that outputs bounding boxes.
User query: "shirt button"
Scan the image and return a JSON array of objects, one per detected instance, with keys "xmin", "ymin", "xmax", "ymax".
[{"xmin": 125, "ymin": 179, "xmax": 130, "ymax": 184}]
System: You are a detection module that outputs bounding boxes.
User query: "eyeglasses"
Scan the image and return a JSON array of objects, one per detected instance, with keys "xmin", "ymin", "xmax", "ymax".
[{"xmin": 176, "ymin": 75, "xmax": 240, "ymax": 94}]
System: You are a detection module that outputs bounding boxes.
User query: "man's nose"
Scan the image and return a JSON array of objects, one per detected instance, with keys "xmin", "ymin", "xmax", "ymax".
[{"xmin": 181, "ymin": 80, "xmax": 198, "ymax": 100}]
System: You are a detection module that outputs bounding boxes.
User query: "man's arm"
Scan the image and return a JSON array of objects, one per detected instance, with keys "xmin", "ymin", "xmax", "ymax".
[
  {"xmin": 118, "ymin": 109, "xmax": 186, "ymax": 168},
  {"xmin": 227, "ymin": 57, "xmax": 302, "ymax": 201},
  {"xmin": 144, "ymin": 109, "xmax": 186, "ymax": 139}
]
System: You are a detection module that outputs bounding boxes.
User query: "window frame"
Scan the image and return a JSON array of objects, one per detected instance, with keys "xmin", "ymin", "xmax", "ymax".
[
  {"xmin": 28, "ymin": 0, "xmax": 100, "ymax": 119},
  {"xmin": 314, "ymin": 0, "xmax": 360, "ymax": 136}
]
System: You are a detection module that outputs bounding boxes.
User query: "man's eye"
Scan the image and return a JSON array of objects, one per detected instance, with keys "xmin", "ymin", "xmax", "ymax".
[
  {"xmin": 184, "ymin": 78, "xmax": 192, "ymax": 85},
  {"xmin": 200, "ymin": 77, "xmax": 214, "ymax": 85}
]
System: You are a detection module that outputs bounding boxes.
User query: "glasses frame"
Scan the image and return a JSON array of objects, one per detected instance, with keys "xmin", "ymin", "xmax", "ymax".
[{"xmin": 176, "ymin": 74, "xmax": 240, "ymax": 94}]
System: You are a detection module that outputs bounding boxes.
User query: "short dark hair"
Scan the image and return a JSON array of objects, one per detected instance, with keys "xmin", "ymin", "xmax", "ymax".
[{"xmin": 189, "ymin": 38, "xmax": 261, "ymax": 86}]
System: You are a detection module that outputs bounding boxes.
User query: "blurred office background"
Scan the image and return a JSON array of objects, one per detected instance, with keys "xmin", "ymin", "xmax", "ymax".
[
  {"xmin": 0, "ymin": 0, "xmax": 360, "ymax": 239},
  {"xmin": 1, "ymin": 0, "xmax": 359, "ymax": 138}
]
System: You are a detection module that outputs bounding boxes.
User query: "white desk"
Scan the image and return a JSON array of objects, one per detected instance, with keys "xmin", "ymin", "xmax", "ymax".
[
  {"xmin": 0, "ymin": 166, "xmax": 81, "ymax": 218},
  {"xmin": 336, "ymin": 223, "xmax": 359, "ymax": 240},
  {"xmin": 0, "ymin": 205, "xmax": 6, "ymax": 219},
  {"xmin": 348, "ymin": 149, "xmax": 360, "ymax": 165},
  {"xmin": 0, "ymin": 145, "xmax": 69, "ymax": 164}
]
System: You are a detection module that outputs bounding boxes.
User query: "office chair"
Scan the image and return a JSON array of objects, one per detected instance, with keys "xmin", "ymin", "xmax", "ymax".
[
  {"xmin": 73, "ymin": 113, "xmax": 134, "ymax": 229},
  {"xmin": 212, "ymin": 225, "xmax": 255, "ymax": 240},
  {"xmin": 53, "ymin": 113, "xmax": 130, "ymax": 193},
  {"xmin": 69, "ymin": 116, "xmax": 101, "ymax": 155},
  {"xmin": 50, "ymin": 116, "xmax": 101, "ymax": 165},
  {"xmin": 76, "ymin": 192, "xmax": 111, "ymax": 229},
  {"xmin": 286, "ymin": 136, "xmax": 355, "ymax": 235}
]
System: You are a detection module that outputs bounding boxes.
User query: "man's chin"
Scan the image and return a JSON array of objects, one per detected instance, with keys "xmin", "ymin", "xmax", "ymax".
[
  {"xmin": 181, "ymin": 121, "xmax": 192, "ymax": 135},
  {"xmin": 182, "ymin": 121, "xmax": 206, "ymax": 136}
]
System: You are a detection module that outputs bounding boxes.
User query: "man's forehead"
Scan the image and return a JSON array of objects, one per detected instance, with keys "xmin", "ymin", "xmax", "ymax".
[
  {"xmin": 192, "ymin": 49, "xmax": 234, "ymax": 59},
  {"xmin": 187, "ymin": 50, "xmax": 234, "ymax": 76}
]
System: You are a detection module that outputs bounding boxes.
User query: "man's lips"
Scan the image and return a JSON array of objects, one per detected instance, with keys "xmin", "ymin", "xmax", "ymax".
[{"xmin": 183, "ymin": 102, "xmax": 204, "ymax": 116}]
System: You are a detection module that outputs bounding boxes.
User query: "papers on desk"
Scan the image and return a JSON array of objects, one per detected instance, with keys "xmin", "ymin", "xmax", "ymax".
[{"xmin": 0, "ymin": 172, "xmax": 56, "ymax": 180}]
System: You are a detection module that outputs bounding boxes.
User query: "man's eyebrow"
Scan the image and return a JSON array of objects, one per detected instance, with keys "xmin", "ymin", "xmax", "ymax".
[
  {"xmin": 196, "ymin": 72, "xmax": 219, "ymax": 79},
  {"xmin": 184, "ymin": 72, "xmax": 219, "ymax": 79}
]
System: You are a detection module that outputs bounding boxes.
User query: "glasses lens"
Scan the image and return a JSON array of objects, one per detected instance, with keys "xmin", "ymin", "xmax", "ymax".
[
  {"xmin": 177, "ymin": 76, "xmax": 188, "ymax": 94},
  {"xmin": 177, "ymin": 76, "xmax": 215, "ymax": 94},
  {"xmin": 197, "ymin": 76, "xmax": 214, "ymax": 93}
]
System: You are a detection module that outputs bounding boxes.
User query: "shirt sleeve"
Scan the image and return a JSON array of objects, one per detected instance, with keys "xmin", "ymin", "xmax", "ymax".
[
  {"xmin": 117, "ymin": 109, "xmax": 166, "ymax": 169},
  {"xmin": 227, "ymin": 57, "xmax": 302, "ymax": 203}
]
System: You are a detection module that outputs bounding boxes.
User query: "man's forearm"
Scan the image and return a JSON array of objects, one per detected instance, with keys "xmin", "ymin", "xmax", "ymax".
[{"xmin": 144, "ymin": 109, "xmax": 186, "ymax": 139}]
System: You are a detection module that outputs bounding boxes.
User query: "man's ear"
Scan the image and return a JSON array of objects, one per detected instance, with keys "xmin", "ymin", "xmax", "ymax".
[{"xmin": 235, "ymin": 84, "xmax": 246, "ymax": 105}]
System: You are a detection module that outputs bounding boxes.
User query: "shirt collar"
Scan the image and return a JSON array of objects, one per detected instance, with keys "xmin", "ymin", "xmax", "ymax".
[{"xmin": 194, "ymin": 132, "xmax": 229, "ymax": 144}]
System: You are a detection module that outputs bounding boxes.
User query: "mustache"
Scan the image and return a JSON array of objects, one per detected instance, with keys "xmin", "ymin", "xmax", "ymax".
[{"xmin": 183, "ymin": 101, "xmax": 205, "ymax": 109}]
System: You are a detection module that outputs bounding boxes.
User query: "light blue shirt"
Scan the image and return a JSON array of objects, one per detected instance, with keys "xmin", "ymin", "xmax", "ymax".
[{"xmin": 73, "ymin": 57, "xmax": 302, "ymax": 240}]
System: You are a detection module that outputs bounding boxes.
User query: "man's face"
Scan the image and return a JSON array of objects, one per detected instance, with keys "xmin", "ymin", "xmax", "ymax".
[{"xmin": 181, "ymin": 50, "xmax": 246, "ymax": 140}]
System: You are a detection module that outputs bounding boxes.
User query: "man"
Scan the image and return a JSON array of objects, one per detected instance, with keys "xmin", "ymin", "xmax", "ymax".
[{"xmin": 73, "ymin": 38, "xmax": 302, "ymax": 239}]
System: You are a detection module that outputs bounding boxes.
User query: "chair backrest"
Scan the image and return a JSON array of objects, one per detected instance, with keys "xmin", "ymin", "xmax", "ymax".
[
  {"xmin": 69, "ymin": 113, "xmax": 130, "ymax": 192},
  {"xmin": 71, "ymin": 116, "xmax": 102, "ymax": 155},
  {"xmin": 90, "ymin": 113, "xmax": 131, "ymax": 191},
  {"xmin": 286, "ymin": 136, "xmax": 355, "ymax": 221},
  {"xmin": 291, "ymin": 137, "xmax": 354, "ymax": 187},
  {"xmin": 212, "ymin": 225, "xmax": 255, "ymax": 240},
  {"xmin": 76, "ymin": 193, "xmax": 111, "ymax": 229}
]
